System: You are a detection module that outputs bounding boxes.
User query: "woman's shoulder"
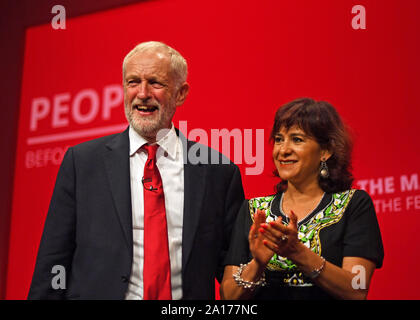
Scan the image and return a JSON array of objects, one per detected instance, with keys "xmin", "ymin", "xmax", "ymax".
[
  {"xmin": 351, "ymin": 188, "xmax": 375, "ymax": 207},
  {"xmin": 322, "ymin": 189, "xmax": 373, "ymax": 215},
  {"xmin": 245, "ymin": 194, "xmax": 279, "ymax": 215},
  {"xmin": 332, "ymin": 188, "xmax": 375, "ymax": 214},
  {"xmin": 247, "ymin": 194, "xmax": 278, "ymax": 206},
  {"xmin": 352, "ymin": 188, "xmax": 372, "ymax": 198},
  {"xmin": 331, "ymin": 188, "xmax": 372, "ymax": 200}
]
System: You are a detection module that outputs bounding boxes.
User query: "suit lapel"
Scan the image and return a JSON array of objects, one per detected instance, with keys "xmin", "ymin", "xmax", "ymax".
[
  {"xmin": 181, "ymin": 136, "xmax": 208, "ymax": 271},
  {"xmin": 103, "ymin": 127, "xmax": 133, "ymax": 251},
  {"xmin": 102, "ymin": 127, "xmax": 207, "ymax": 267}
]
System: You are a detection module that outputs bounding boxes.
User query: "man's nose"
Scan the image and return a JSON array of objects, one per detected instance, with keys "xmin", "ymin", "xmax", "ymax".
[{"xmin": 137, "ymin": 82, "xmax": 151, "ymax": 100}]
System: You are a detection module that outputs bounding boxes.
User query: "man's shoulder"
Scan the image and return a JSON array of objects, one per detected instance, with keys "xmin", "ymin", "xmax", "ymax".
[
  {"xmin": 182, "ymin": 138, "xmax": 237, "ymax": 168},
  {"xmin": 71, "ymin": 128, "xmax": 128, "ymax": 154}
]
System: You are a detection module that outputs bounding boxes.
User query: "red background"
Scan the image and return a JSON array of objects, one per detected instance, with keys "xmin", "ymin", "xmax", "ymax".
[{"xmin": 6, "ymin": 0, "xmax": 420, "ymax": 299}]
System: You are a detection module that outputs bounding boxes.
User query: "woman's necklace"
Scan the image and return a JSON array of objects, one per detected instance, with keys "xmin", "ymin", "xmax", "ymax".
[{"xmin": 279, "ymin": 192, "xmax": 325, "ymax": 225}]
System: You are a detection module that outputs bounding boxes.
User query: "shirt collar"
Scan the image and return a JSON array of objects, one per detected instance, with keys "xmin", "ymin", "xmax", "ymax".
[{"xmin": 129, "ymin": 124, "xmax": 179, "ymax": 160}]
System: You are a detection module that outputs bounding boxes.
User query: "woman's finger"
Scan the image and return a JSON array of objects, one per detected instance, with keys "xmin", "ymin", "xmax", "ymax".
[
  {"xmin": 249, "ymin": 209, "xmax": 267, "ymax": 242},
  {"xmin": 249, "ymin": 225, "xmax": 258, "ymax": 242},
  {"xmin": 262, "ymin": 239, "xmax": 279, "ymax": 253},
  {"xmin": 288, "ymin": 210, "xmax": 298, "ymax": 230},
  {"xmin": 259, "ymin": 228, "xmax": 287, "ymax": 246},
  {"xmin": 255, "ymin": 209, "xmax": 266, "ymax": 225},
  {"xmin": 268, "ymin": 220, "xmax": 289, "ymax": 234},
  {"xmin": 260, "ymin": 223, "xmax": 283, "ymax": 239}
]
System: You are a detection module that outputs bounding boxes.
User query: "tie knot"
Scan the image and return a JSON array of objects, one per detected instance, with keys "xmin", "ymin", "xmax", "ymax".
[{"xmin": 142, "ymin": 144, "xmax": 159, "ymax": 160}]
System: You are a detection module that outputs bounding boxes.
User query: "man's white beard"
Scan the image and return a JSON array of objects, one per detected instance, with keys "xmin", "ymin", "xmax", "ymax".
[{"xmin": 124, "ymin": 102, "xmax": 176, "ymax": 139}]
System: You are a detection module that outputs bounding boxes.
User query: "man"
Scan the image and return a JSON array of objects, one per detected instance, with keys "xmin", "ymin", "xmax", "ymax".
[{"xmin": 28, "ymin": 41, "xmax": 244, "ymax": 299}]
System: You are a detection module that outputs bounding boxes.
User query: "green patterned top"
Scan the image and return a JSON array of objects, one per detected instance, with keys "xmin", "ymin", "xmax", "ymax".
[
  {"xmin": 225, "ymin": 189, "xmax": 384, "ymax": 299},
  {"xmin": 249, "ymin": 190, "xmax": 355, "ymax": 287}
]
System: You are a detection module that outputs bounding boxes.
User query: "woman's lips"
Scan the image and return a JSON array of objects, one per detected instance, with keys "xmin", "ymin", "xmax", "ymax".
[{"xmin": 279, "ymin": 160, "xmax": 297, "ymax": 166}]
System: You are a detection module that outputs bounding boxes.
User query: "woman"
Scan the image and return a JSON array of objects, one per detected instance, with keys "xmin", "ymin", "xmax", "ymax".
[{"xmin": 220, "ymin": 98, "xmax": 384, "ymax": 300}]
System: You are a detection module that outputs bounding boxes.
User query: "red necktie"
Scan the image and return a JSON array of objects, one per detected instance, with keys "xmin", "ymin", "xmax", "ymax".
[{"xmin": 142, "ymin": 144, "xmax": 172, "ymax": 300}]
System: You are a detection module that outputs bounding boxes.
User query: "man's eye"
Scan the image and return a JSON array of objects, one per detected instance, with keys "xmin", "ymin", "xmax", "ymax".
[
  {"xmin": 150, "ymin": 81, "xmax": 164, "ymax": 89},
  {"xmin": 293, "ymin": 137, "xmax": 303, "ymax": 143},
  {"xmin": 127, "ymin": 80, "xmax": 139, "ymax": 86}
]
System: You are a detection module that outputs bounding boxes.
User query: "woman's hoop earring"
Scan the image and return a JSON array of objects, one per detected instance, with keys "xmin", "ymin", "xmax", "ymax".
[{"xmin": 319, "ymin": 160, "xmax": 329, "ymax": 178}]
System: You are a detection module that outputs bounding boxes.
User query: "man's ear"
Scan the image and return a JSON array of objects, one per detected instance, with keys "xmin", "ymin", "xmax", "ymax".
[{"xmin": 175, "ymin": 82, "xmax": 190, "ymax": 106}]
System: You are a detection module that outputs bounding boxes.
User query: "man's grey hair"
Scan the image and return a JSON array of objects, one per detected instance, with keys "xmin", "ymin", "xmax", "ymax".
[{"xmin": 122, "ymin": 41, "xmax": 188, "ymax": 87}]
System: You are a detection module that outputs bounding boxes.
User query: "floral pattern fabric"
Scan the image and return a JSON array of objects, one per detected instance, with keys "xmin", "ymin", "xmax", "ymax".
[{"xmin": 249, "ymin": 189, "xmax": 356, "ymax": 286}]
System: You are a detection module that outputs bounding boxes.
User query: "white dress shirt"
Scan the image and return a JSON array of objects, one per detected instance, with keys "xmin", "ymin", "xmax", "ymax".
[{"xmin": 125, "ymin": 124, "xmax": 184, "ymax": 300}]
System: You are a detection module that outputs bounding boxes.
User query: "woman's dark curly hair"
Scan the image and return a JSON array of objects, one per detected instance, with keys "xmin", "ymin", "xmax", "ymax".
[{"xmin": 271, "ymin": 98, "xmax": 354, "ymax": 194}]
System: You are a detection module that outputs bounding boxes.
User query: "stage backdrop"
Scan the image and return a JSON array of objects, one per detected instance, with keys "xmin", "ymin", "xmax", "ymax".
[{"xmin": 6, "ymin": 0, "xmax": 420, "ymax": 299}]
